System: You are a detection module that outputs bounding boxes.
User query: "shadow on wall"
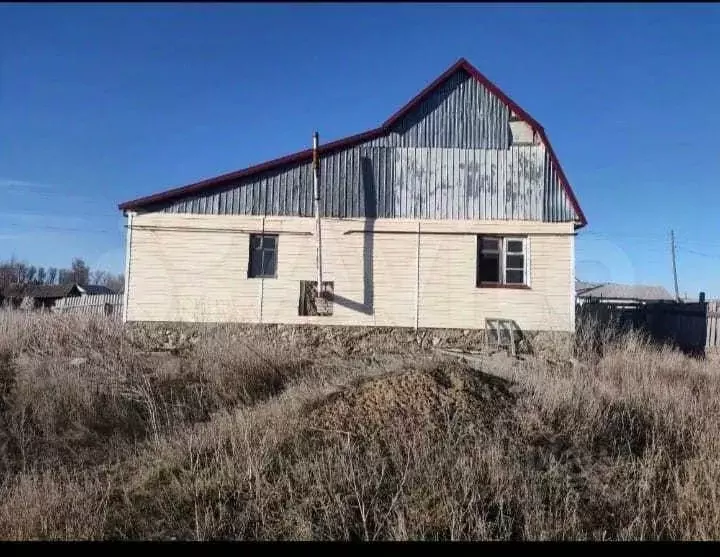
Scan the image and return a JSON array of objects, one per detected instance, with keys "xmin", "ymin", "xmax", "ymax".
[{"xmin": 332, "ymin": 157, "xmax": 375, "ymax": 316}]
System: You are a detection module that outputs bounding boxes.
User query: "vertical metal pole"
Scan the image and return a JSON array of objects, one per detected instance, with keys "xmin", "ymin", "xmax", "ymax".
[
  {"xmin": 671, "ymin": 230, "xmax": 680, "ymax": 302},
  {"xmin": 122, "ymin": 211, "xmax": 135, "ymax": 323},
  {"xmin": 313, "ymin": 132, "xmax": 323, "ymax": 300}
]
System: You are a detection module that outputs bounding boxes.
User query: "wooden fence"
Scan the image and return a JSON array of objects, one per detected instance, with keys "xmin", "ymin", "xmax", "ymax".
[
  {"xmin": 707, "ymin": 300, "xmax": 720, "ymax": 354},
  {"xmin": 54, "ymin": 294, "xmax": 123, "ymax": 318},
  {"xmin": 577, "ymin": 299, "xmax": 720, "ymax": 357}
]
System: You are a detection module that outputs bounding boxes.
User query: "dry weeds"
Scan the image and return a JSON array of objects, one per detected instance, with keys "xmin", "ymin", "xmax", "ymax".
[{"xmin": 0, "ymin": 310, "xmax": 718, "ymax": 540}]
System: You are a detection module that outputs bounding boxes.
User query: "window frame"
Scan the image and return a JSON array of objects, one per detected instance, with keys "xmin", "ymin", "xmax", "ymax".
[
  {"xmin": 476, "ymin": 235, "xmax": 530, "ymax": 289},
  {"xmin": 247, "ymin": 233, "xmax": 279, "ymax": 279}
]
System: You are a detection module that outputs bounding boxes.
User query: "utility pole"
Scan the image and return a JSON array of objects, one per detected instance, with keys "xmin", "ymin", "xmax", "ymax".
[{"xmin": 670, "ymin": 229, "xmax": 680, "ymax": 301}]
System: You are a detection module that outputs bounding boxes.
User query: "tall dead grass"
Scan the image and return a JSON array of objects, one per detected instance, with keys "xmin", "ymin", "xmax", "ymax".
[{"xmin": 0, "ymin": 309, "xmax": 718, "ymax": 540}]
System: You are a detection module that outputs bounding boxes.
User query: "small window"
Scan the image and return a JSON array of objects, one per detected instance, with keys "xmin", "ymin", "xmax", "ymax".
[
  {"xmin": 248, "ymin": 234, "xmax": 278, "ymax": 278},
  {"xmin": 476, "ymin": 236, "xmax": 527, "ymax": 287}
]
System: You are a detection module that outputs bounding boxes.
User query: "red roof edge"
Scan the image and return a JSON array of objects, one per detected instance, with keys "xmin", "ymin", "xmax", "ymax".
[{"xmin": 119, "ymin": 58, "xmax": 587, "ymax": 228}]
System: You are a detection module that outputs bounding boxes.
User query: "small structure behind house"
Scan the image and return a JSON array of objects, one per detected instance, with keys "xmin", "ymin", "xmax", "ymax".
[
  {"xmin": 576, "ymin": 279, "xmax": 674, "ymax": 307},
  {"xmin": 1, "ymin": 283, "xmax": 82, "ymax": 310}
]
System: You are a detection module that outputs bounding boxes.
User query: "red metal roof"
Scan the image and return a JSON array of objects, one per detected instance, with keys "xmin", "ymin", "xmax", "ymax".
[{"xmin": 118, "ymin": 58, "xmax": 587, "ymax": 227}]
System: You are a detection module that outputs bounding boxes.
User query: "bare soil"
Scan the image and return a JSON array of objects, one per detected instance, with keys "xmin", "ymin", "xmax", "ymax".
[{"xmin": 306, "ymin": 361, "xmax": 516, "ymax": 437}]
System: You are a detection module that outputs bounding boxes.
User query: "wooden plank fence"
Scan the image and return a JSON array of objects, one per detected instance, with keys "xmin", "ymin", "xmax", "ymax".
[
  {"xmin": 54, "ymin": 294, "xmax": 123, "ymax": 318},
  {"xmin": 578, "ymin": 299, "xmax": 720, "ymax": 357},
  {"xmin": 708, "ymin": 300, "xmax": 720, "ymax": 355}
]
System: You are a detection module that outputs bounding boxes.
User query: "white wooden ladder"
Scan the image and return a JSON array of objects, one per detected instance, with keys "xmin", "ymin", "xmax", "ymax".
[{"xmin": 485, "ymin": 318, "xmax": 525, "ymax": 356}]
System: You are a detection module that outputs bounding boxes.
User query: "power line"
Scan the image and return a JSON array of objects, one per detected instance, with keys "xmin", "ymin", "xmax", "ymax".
[
  {"xmin": 583, "ymin": 231, "xmax": 720, "ymax": 251},
  {"xmin": 0, "ymin": 223, "xmax": 118, "ymax": 234},
  {"xmin": 682, "ymin": 248, "xmax": 720, "ymax": 261}
]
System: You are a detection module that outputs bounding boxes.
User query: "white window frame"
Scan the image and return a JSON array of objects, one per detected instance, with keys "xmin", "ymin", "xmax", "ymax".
[{"xmin": 477, "ymin": 235, "xmax": 530, "ymax": 287}]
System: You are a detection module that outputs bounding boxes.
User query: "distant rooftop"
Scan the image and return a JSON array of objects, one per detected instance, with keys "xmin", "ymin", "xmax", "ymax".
[
  {"xmin": 1, "ymin": 283, "xmax": 81, "ymax": 299},
  {"xmin": 576, "ymin": 280, "xmax": 674, "ymax": 302},
  {"xmin": 78, "ymin": 284, "xmax": 116, "ymax": 295}
]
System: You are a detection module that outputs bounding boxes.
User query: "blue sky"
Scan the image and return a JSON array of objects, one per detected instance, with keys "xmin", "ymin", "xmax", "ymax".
[{"xmin": 2, "ymin": 3, "xmax": 719, "ymax": 297}]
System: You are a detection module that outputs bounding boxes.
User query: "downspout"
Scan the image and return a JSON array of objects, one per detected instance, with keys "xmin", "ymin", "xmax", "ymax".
[
  {"xmin": 122, "ymin": 211, "xmax": 136, "ymax": 323},
  {"xmin": 312, "ymin": 132, "xmax": 324, "ymax": 301}
]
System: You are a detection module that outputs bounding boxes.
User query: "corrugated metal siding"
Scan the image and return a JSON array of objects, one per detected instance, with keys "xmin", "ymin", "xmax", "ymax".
[
  {"xmin": 146, "ymin": 68, "xmax": 577, "ymax": 223},
  {"xmin": 385, "ymin": 70, "xmax": 510, "ymax": 148}
]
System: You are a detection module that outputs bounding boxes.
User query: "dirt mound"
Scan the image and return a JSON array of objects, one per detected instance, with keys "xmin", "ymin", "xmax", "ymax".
[{"xmin": 304, "ymin": 361, "xmax": 516, "ymax": 437}]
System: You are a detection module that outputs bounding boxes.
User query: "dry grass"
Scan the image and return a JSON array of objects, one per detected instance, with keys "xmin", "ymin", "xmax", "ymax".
[{"xmin": 0, "ymin": 309, "xmax": 719, "ymax": 540}]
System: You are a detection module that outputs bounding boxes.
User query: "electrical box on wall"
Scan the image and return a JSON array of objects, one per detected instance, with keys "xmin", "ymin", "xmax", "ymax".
[{"xmin": 299, "ymin": 281, "xmax": 334, "ymax": 316}]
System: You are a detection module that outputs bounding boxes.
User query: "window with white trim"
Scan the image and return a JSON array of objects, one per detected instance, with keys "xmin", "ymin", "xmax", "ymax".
[{"xmin": 476, "ymin": 236, "xmax": 528, "ymax": 287}]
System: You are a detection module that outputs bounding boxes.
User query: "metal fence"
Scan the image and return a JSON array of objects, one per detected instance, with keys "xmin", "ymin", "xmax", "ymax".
[{"xmin": 53, "ymin": 294, "xmax": 123, "ymax": 318}]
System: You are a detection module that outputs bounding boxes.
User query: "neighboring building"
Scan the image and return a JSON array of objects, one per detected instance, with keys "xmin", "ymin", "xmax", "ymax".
[
  {"xmin": 78, "ymin": 284, "xmax": 116, "ymax": 296},
  {"xmin": 1, "ymin": 283, "xmax": 82, "ymax": 310},
  {"xmin": 118, "ymin": 58, "xmax": 587, "ymax": 332},
  {"xmin": 576, "ymin": 279, "xmax": 675, "ymax": 305}
]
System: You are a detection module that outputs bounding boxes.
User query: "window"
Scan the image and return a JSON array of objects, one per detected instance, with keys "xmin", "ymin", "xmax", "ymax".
[
  {"xmin": 248, "ymin": 234, "xmax": 278, "ymax": 278},
  {"xmin": 476, "ymin": 236, "xmax": 528, "ymax": 287}
]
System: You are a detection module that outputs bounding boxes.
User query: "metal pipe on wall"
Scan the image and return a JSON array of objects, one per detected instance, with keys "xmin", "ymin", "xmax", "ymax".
[{"xmin": 312, "ymin": 132, "xmax": 324, "ymax": 300}]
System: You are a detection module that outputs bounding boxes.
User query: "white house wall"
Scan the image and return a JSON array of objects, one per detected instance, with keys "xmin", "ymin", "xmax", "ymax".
[{"xmin": 126, "ymin": 213, "xmax": 575, "ymax": 331}]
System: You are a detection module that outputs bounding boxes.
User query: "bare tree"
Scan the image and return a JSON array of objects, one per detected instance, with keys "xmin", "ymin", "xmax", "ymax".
[
  {"xmin": 16, "ymin": 263, "xmax": 28, "ymax": 284},
  {"xmin": 91, "ymin": 269, "xmax": 107, "ymax": 285},
  {"xmin": 71, "ymin": 258, "xmax": 90, "ymax": 286},
  {"xmin": 0, "ymin": 258, "xmax": 123, "ymax": 290},
  {"xmin": 0, "ymin": 261, "xmax": 14, "ymax": 287},
  {"xmin": 0, "ymin": 259, "xmax": 29, "ymax": 285},
  {"xmin": 103, "ymin": 273, "xmax": 125, "ymax": 293}
]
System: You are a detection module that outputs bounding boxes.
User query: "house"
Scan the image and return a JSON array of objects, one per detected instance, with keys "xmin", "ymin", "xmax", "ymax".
[
  {"xmin": 576, "ymin": 280, "xmax": 675, "ymax": 306},
  {"xmin": 118, "ymin": 58, "xmax": 587, "ymax": 333},
  {"xmin": 1, "ymin": 283, "xmax": 82, "ymax": 310}
]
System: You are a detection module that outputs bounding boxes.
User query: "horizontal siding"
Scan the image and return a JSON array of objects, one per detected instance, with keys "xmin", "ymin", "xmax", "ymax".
[
  {"xmin": 141, "ymin": 68, "xmax": 578, "ymax": 224},
  {"xmin": 418, "ymin": 232, "xmax": 572, "ymax": 331},
  {"xmin": 127, "ymin": 213, "xmax": 573, "ymax": 331}
]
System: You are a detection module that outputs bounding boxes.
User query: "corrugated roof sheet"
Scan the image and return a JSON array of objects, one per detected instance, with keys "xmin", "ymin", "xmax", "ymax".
[
  {"xmin": 576, "ymin": 280, "xmax": 674, "ymax": 301},
  {"xmin": 119, "ymin": 58, "xmax": 586, "ymax": 227}
]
